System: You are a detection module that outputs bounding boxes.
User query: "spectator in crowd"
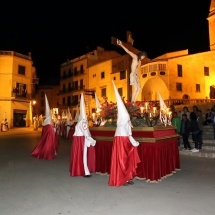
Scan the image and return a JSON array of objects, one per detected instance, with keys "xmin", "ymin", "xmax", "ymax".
[
  {"xmin": 193, "ymin": 106, "xmax": 199, "ymax": 118},
  {"xmin": 180, "ymin": 106, "xmax": 190, "ymax": 120},
  {"xmin": 190, "ymin": 112, "xmax": 200, "ymax": 152},
  {"xmin": 197, "ymin": 110, "xmax": 204, "ymax": 148},
  {"xmin": 203, "ymin": 109, "xmax": 212, "ymax": 125},
  {"xmin": 210, "ymin": 107, "xmax": 215, "ymax": 139},
  {"xmin": 180, "ymin": 113, "xmax": 191, "ymax": 150},
  {"xmin": 172, "ymin": 112, "xmax": 181, "ymax": 149}
]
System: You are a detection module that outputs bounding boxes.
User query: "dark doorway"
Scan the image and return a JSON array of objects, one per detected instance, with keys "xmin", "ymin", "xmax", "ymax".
[
  {"xmin": 210, "ymin": 86, "xmax": 215, "ymax": 99},
  {"xmin": 13, "ymin": 110, "xmax": 27, "ymax": 127},
  {"xmin": 182, "ymin": 94, "xmax": 190, "ymax": 99}
]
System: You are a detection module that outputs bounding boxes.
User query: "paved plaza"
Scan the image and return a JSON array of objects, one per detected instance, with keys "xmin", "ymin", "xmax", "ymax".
[{"xmin": 0, "ymin": 128, "xmax": 215, "ymax": 215}]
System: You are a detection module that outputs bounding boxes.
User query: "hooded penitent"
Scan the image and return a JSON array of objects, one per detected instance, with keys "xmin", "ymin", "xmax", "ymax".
[
  {"xmin": 74, "ymin": 93, "xmax": 92, "ymax": 139},
  {"xmin": 112, "ymin": 81, "xmax": 139, "ymax": 146},
  {"xmin": 158, "ymin": 91, "xmax": 171, "ymax": 125},
  {"xmin": 94, "ymin": 92, "xmax": 100, "ymax": 110},
  {"xmin": 43, "ymin": 94, "xmax": 52, "ymax": 126},
  {"xmin": 74, "ymin": 106, "xmax": 79, "ymax": 122},
  {"xmin": 73, "ymin": 93, "xmax": 96, "ymax": 176},
  {"xmin": 67, "ymin": 107, "xmax": 71, "ymax": 122}
]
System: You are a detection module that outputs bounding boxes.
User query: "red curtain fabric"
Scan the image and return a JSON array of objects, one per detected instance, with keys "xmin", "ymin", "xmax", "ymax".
[
  {"xmin": 95, "ymin": 138, "xmax": 180, "ymax": 182},
  {"xmin": 30, "ymin": 124, "xmax": 56, "ymax": 160}
]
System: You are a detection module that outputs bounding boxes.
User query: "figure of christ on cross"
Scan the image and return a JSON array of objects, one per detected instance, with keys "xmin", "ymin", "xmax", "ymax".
[{"xmin": 117, "ymin": 39, "xmax": 147, "ymax": 102}]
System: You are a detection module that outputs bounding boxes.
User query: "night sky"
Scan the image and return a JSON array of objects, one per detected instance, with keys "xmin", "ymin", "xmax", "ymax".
[{"xmin": 0, "ymin": 0, "xmax": 212, "ymax": 84}]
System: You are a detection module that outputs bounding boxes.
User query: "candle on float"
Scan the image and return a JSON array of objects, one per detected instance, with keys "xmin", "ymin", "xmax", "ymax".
[
  {"xmin": 153, "ymin": 107, "xmax": 156, "ymax": 113},
  {"xmin": 168, "ymin": 112, "xmax": 172, "ymax": 117},
  {"xmin": 149, "ymin": 113, "xmax": 152, "ymax": 118},
  {"xmin": 92, "ymin": 113, "xmax": 95, "ymax": 120},
  {"xmin": 145, "ymin": 102, "xmax": 148, "ymax": 110},
  {"xmin": 140, "ymin": 106, "xmax": 144, "ymax": 113}
]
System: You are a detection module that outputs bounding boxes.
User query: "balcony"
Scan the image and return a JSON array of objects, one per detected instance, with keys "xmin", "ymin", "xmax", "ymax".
[
  {"xmin": 11, "ymin": 92, "xmax": 35, "ymax": 100},
  {"xmin": 60, "ymin": 70, "xmax": 85, "ymax": 80},
  {"xmin": 58, "ymin": 85, "xmax": 85, "ymax": 95},
  {"xmin": 58, "ymin": 101, "xmax": 79, "ymax": 108}
]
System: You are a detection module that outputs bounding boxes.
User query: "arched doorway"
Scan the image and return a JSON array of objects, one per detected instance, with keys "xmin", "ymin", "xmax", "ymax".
[
  {"xmin": 182, "ymin": 94, "xmax": 190, "ymax": 99},
  {"xmin": 142, "ymin": 77, "xmax": 169, "ymax": 101}
]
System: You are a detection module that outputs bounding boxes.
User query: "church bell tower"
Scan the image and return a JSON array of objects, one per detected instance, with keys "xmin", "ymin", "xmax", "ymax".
[{"xmin": 208, "ymin": 0, "xmax": 215, "ymax": 50}]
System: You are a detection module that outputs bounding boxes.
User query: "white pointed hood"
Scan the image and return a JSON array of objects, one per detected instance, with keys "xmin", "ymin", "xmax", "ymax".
[
  {"xmin": 67, "ymin": 107, "xmax": 71, "ymax": 121},
  {"xmin": 43, "ymin": 94, "xmax": 52, "ymax": 126},
  {"xmin": 74, "ymin": 106, "xmax": 79, "ymax": 122},
  {"xmin": 112, "ymin": 81, "xmax": 139, "ymax": 146},
  {"xmin": 94, "ymin": 92, "xmax": 100, "ymax": 109},
  {"xmin": 62, "ymin": 111, "xmax": 66, "ymax": 120},
  {"xmin": 158, "ymin": 91, "xmax": 167, "ymax": 109},
  {"xmin": 78, "ymin": 93, "xmax": 86, "ymax": 122},
  {"xmin": 112, "ymin": 80, "xmax": 130, "ymax": 126}
]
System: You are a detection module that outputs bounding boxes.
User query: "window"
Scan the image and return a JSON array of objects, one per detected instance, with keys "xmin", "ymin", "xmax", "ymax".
[
  {"xmin": 80, "ymin": 65, "xmax": 84, "ymax": 73},
  {"xmin": 142, "ymin": 66, "xmax": 148, "ymax": 73},
  {"xmin": 101, "ymin": 88, "xmax": 106, "ymax": 97},
  {"xmin": 41, "ymin": 92, "xmax": 44, "ymax": 97},
  {"xmin": 41, "ymin": 99, "xmax": 45, "ymax": 107},
  {"xmin": 63, "ymin": 71, "xmax": 66, "ymax": 79},
  {"xmin": 74, "ymin": 67, "xmax": 77, "ymax": 75},
  {"xmin": 72, "ymin": 95, "xmax": 78, "ymax": 105},
  {"xmin": 120, "ymin": 70, "xmax": 126, "ymax": 80},
  {"xmin": 177, "ymin": 64, "xmax": 182, "ymax": 77},
  {"xmin": 68, "ymin": 83, "xmax": 71, "ymax": 90},
  {"xmin": 16, "ymin": 83, "xmax": 27, "ymax": 97},
  {"xmin": 18, "ymin": 65, "xmax": 25, "ymax": 75},
  {"xmin": 68, "ymin": 69, "xmax": 72, "ymax": 77},
  {"xmin": 204, "ymin": 67, "xmax": 209, "ymax": 76},
  {"xmin": 73, "ymin": 81, "xmax": 78, "ymax": 90},
  {"xmin": 80, "ymin": 79, "xmax": 83, "ymax": 89},
  {"xmin": 158, "ymin": 64, "xmax": 166, "ymax": 71},
  {"xmin": 176, "ymin": 83, "xmax": 182, "ymax": 91},
  {"xmin": 113, "ymin": 77, "xmax": 116, "ymax": 80},
  {"xmin": 149, "ymin": 64, "xmax": 157, "ymax": 72},
  {"xmin": 63, "ymin": 84, "xmax": 65, "ymax": 93},
  {"xmin": 67, "ymin": 96, "xmax": 71, "ymax": 105},
  {"xmin": 101, "ymin": 71, "xmax": 105, "ymax": 79},
  {"xmin": 62, "ymin": 97, "xmax": 65, "ymax": 105},
  {"xmin": 118, "ymin": 88, "xmax": 123, "ymax": 96},
  {"xmin": 196, "ymin": 84, "xmax": 200, "ymax": 92}
]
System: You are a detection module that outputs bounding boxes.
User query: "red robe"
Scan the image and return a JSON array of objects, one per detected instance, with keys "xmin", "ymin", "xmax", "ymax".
[
  {"xmin": 108, "ymin": 136, "xmax": 140, "ymax": 186},
  {"xmin": 70, "ymin": 136, "xmax": 96, "ymax": 176},
  {"xmin": 30, "ymin": 124, "xmax": 56, "ymax": 160},
  {"xmin": 55, "ymin": 133, "xmax": 60, "ymax": 152},
  {"xmin": 67, "ymin": 125, "xmax": 74, "ymax": 141}
]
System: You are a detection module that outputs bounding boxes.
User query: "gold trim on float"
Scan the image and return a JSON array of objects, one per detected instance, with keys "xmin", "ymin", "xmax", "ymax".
[
  {"xmin": 92, "ymin": 134, "xmax": 180, "ymax": 142},
  {"xmin": 89, "ymin": 126, "xmax": 177, "ymax": 132}
]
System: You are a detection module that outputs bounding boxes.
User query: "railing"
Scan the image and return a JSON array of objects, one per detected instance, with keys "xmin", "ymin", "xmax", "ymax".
[
  {"xmin": 60, "ymin": 70, "xmax": 85, "ymax": 80},
  {"xmin": 146, "ymin": 99, "xmax": 215, "ymax": 107},
  {"xmin": 58, "ymin": 85, "xmax": 85, "ymax": 95},
  {"xmin": 11, "ymin": 92, "xmax": 35, "ymax": 100},
  {"xmin": 58, "ymin": 102, "xmax": 79, "ymax": 108}
]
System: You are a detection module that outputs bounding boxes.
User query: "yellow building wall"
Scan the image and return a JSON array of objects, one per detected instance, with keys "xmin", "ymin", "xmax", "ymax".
[
  {"xmin": 12, "ymin": 56, "xmax": 33, "ymax": 94},
  {"xmin": 168, "ymin": 50, "xmax": 215, "ymax": 99},
  {"xmin": 0, "ymin": 53, "xmax": 35, "ymax": 127},
  {"xmin": 0, "ymin": 56, "xmax": 13, "ymax": 97},
  {"xmin": 88, "ymin": 60, "xmax": 115, "ymax": 106}
]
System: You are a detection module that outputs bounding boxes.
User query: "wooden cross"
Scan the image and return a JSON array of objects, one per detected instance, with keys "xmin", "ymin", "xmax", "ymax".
[{"xmin": 111, "ymin": 31, "xmax": 141, "ymax": 101}]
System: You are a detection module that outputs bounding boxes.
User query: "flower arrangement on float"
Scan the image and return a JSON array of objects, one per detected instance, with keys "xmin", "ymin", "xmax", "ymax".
[{"xmin": 100, "ymin": 100, "xmax": 157, "ymax": 120}]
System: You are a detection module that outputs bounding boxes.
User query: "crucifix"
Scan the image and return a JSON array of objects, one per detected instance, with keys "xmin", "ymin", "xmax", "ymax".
[{"xmin": 111, "ymin": 31, "xmax": 147, "ymax": 102}]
